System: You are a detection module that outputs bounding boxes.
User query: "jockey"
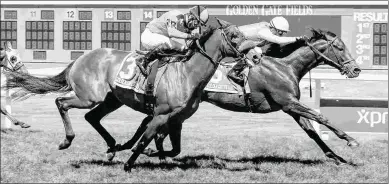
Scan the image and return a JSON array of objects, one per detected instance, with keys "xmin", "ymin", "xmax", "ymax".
[
  {"xmin": 137, "ymin": 6, "xmax": 209, "ymax": 72},
  {"xmin": 228, "ymin": 16, "xmax": 307, "ymax": 85}
]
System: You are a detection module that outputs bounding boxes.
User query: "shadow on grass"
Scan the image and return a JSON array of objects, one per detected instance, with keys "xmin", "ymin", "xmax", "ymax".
[
  {"xmin": 1, "ymin": 128, "xmax": 42, "ymax": 134},
  {"xmin": 176, "ymin": 154, "xmax": 325, "ymax": 165},
  {"xmin": 70, "ymin": 154, "xmax": 326, "ymax": 172},
  {"xmin": 70, "ymin": 159, "xmax": 124, "ymax": 168}
]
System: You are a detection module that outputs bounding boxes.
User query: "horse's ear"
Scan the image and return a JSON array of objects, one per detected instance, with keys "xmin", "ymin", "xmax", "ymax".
[
  {"xmin": 216, "ymin": 18, "xmax": 232, "ymax": 29},
  {"xmin": 308, "ymin": 27, "xmax": 321, "ymax": 38}
]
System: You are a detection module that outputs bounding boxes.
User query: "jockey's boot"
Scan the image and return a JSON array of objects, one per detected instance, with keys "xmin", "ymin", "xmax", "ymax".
[
  {"xmin": 169, "ymin": 48, "xmax": 193, "ymax": 63},
  {"xmin": 136, "ymin": 47, "xmax": 164, "ymax": 75},
  {"xmin": 184, "ymin": 49, "xmax": 195, "ymax": 59},
  {"xmin": 227, "ymin": 59, "xmax": 246, "ymax": 86},
  {"xmin": 135, "ymin": 56, "xmax": 148, "ymax": 75},
  {"xmin": 145, "ymin": 47, "xmax": 164, "ymax": 61}
]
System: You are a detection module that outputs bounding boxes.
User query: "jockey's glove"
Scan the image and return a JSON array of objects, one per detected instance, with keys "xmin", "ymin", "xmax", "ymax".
[
  {"xmin": 187, "ymin": 33, "xmax": 201, "ymax": 40},
  {"xmin": 296, "ymin": 35, "xmax": 309, "ymax": 43}
]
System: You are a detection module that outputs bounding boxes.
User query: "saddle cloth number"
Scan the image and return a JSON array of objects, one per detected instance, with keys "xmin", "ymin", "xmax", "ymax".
[{"xmin": 119, "ymin": 58, "xmax": 137, "ymax": 80}]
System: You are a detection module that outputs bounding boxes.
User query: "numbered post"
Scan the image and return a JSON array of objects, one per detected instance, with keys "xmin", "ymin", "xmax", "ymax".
[
  {"xmin": 104, "ymin": 9, "xmax": 114, "ymax": 20},
  {"xmin": 143, "ymin": 10, "xmax": 153, "ymax": 21},
  {"xmin": 64, "ymin": 9, "xmax": 77, "ymax": 20},
  {"xmin": 27, "ymin": 9, "xmax": 40, "ymax": 20}
]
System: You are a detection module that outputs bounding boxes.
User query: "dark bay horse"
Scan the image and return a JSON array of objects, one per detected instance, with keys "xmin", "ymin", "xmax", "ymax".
[
  {"xmin": 3, "ymin": 19, "xmax": 247, "ymax": 171},
  {"xmin": 127, "ymin": 28, "xmax": 362, "ymax": 165},
  {"xmin": 1, "ymin": 42, "xmax": 30, "ymax": 129}
]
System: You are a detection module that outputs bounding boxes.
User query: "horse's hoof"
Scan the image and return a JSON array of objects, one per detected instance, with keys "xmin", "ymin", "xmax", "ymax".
[
  {"xmin": 58, "ymin": 141, "xmax": 71, "ymax": 150},
  {"xmin": 143, "ymin": 147, "xmax": 156, "ymax": 156},
  {"xmin": 334, "ymin": 160, "xmax": 347, "ymax": 166},
  {"xmin": 106, "ymin": 152, "xmax": 116, "ymax": 162},
  {"xmin": 20, "ymin": 123, "xmax": 31, "ymax": 128},
  {"xmin": 347, "ymin": 140, "xmax": 360, "ymax": 148},
  {"xmin": 159, "ymin": 157, "xmax": 167, "ymax": 162},
  {"xmin": 124, "ymin": 163, "xmax": 132, "ymax": 173}
]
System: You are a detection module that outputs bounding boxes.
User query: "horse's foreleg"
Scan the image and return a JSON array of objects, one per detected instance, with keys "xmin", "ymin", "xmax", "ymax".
[
  {"xmin": 141, "ymin": 121, "xmax": 182, "ymax": 158},
  {"xmin": 163, "ymin": 122, "xmax": 182, "ymax": 157},
  {"xmin": 119, "ymin": 116, "xmax": 169, "ymax": 160},
  {"xmin": 283, "ymin": 100, "xmax": 359, "ymax": 148},
  {"xmin": 1, "ymin": 105, "xmax": 30, "ymax": 128},
  {"xmin": 290, "ymin": 114, "xmax": 349, "ymax": 165},
  {"xmin": 55, "ymin": 95, "xmax": 95, "ymax": 150},
  {"xmin": 83, "ymin": 92, "xmax": 123, "ymax": 161},
  {"xmin": 118, "ymin": 115, "xmax": 153, "ymax": 152},
  {"xmin": 124, "ymin": 114, "xmax": 169, "ymax": 172}
]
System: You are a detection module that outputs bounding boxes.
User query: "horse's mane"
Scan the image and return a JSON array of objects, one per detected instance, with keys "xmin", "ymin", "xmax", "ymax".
[
  {"xmin": 264, "ymin": 28, "xmax": 336, "ymax": 58},
  {"xmin": 185, "ymin": 25, "xmax": 218, "ymax": 51},
  {"xmin": 198, "ymin": 25, "xmax": 218, "ymax": 45}
]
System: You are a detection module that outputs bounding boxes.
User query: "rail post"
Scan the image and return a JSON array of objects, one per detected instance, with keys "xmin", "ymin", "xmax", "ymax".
[{"xmin": 311, "ymin": 79, "xmax": 324, "ymax": 139}]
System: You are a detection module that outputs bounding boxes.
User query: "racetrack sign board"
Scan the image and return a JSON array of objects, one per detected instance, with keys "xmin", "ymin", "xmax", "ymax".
[
  {"xmin": 143, "ymin": 10, "xmax": 153, "ymax": 21},
  {"xmin": 320, "ymin": 97, "xmax": 388, "ymax": 133}
]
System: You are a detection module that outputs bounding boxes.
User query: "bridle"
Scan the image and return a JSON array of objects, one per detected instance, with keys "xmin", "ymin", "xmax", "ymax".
[
  {"xmin": 1, "ymin": 52, "xmax": 24, "ymax": 72},
  {"xmin": 306, "ymin": 36, "xmax": 353, "ymax": 75},
  {"xmin": 196, "ymin": 27, "xmax": 245, "ymax": 67}
]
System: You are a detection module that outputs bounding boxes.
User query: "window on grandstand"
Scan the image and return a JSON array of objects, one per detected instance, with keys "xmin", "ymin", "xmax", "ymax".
[
  {"xmin": 139, "ymin": 22, "xmax": 148, "ymax": 50},
  {"xmin": 26, "ymin": 21, "xmax": 54, "ymax": 50},
  {"xmin": 373, "ymin": 23, "xmax": 387, "ymax": 66},
  {"xmin": 63, "ymin": 21, "xmax": 93, "ymax": 50},
  {"xmin": 101, "ymin": 22, "xmax": 131, "ymax": 51},
  {"xmin": 156, "ymin": 11, "xmax": 168, "ymax": 18},
  {"xmin": 0, "ymin": 21, "xmax": 17, "ymax": 49},
  {"xmin": 4, "ymin": 10, "xmax": 17, "ymax": 20}
]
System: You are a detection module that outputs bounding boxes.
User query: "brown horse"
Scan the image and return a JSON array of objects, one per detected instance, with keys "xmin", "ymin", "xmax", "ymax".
[
  {"xmin": 123, "ymin": 28, "xmax": 362, "ymax": 166},
  {"xmin": 1, "ymin": 42, "xmax": 30, "ymax": 129},
  {"xmin": 3, "ymin": 19, "xmax": 247, "ymax": 172}
]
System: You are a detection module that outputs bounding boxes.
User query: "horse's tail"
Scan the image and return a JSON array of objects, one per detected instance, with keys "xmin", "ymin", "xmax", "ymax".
[{"xmin": 3, "ymin": 61, "xmax": 75, "ymax": 100}]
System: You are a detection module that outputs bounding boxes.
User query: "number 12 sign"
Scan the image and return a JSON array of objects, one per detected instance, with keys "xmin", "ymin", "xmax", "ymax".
[{"xmin": 143, "ymin": 10, "xmax": 153, "ymax": 21}]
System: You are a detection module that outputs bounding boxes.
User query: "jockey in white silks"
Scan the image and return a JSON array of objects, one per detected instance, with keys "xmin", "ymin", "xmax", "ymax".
[
  {"xmin": 227, "ymin": 16, "xmax": 308, "ymax": 85},
  {"xmin": 137, "ymin": 6, "xmax": 209, "ymax": 72}
]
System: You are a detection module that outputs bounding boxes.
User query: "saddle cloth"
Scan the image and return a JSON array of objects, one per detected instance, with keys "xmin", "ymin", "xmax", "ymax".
[
  {"xmin": 204, "ymin": 63, "xmax": 251, "ymax": 95},
  {"xmin": 113, "ymin": 52, "xmax": 168, "ymax": 95}
]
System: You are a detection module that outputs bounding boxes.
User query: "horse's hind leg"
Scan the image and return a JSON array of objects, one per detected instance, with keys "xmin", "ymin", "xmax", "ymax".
[
  {"xmin": 55, "ymin": 95, "xmax": 95, "ymax": 150},
  {"xmin": 1, "ymin": 105, "xmax": 30, "ymax": 128},
  {"xmin": 283, "ymin": 100, "xmax": 359, "ymax": 148},
  {"xmin": 290, "ymin": 114, "xmax": 348, "ymax": 165},
  {"xmin": 84, "ymin": 92, "xmax": 123, "ymax": 161}
]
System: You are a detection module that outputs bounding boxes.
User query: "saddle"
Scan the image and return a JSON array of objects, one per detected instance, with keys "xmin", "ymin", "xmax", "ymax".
[{"xmin": 135, "ymin": 48, "xmax": 195, "ymax": 116}]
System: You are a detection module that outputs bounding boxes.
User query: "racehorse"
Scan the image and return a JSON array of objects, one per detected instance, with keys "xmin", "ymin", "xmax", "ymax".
[
  {"xmin": 3, "ymin": 19, "xmax": 247, "ymax": 172},
  {"xmin": 119, "ymin": 28, "xmax": 362, "ymax": 166},
  {"xmin": 0, "ymin": 42, "xmax": 30, "ymax": 129}
]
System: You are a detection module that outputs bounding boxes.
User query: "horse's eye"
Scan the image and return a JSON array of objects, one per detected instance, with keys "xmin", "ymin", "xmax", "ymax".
[{"xmin": 334, "ymin": 44, "xmax": 344, "ymax": 51}]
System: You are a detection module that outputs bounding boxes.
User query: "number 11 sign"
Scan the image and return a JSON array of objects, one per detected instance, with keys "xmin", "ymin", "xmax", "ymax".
[{"xmin": 143, "ymin": 10, "xmax": 153, "ymax": 21}]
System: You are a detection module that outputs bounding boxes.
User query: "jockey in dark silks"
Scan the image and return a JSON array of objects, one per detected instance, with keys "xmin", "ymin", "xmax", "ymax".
[
  {"xmin": 228, "ymin": 16, "xmax": 308, "ymax": 85},
  {"xmin": 137, "ymin": 6, "xmax": 209, "ymax": 72}
]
